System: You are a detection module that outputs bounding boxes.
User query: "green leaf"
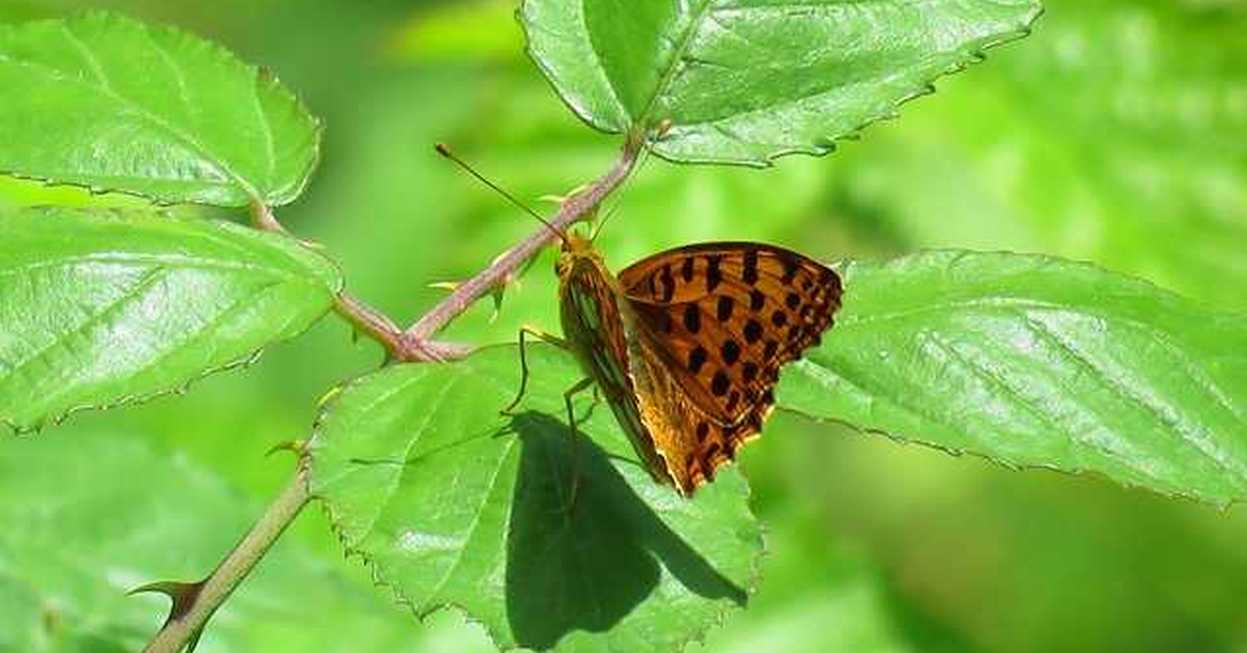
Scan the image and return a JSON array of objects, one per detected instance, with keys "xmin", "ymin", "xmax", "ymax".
[
  {"xmin": 521, "ymin": 0, "xmax": 1042, "ymax": 165},
  {"xmin": 0, "ymin": 207, "xmax": 341, "ymax": 432},
  {"xmin": 309, "ymin": 344, "xmax": 762, "ymax": 653},
  {"xmin": 0, "ymin": 12, "xmax": 320, "ymax": 206},
  {"xmin": 0, "ymin": 432, "xmax": 465, "ymax": 653},
  {"xmin": 780, "ymin": 251, "xmax": 1247, "ymax": 505}
]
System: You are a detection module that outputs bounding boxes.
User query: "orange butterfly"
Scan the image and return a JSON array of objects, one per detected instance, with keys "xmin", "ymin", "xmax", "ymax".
[{"xmin": 511, "ymin": 233, "xmax": 842, "ymax": 496}]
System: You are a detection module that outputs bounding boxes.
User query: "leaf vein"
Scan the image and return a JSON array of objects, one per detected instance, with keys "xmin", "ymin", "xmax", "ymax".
[
  {"xmin": 2, "ymin": 265, "xmax": 167, "ymax": 386},
  {"xmin": 1020, "ymin": 311, "xmax": 1246, "ymax": 486},
  {"xmin": 6, "ymin": 28, "xmax": 260, "ymax": 200}
]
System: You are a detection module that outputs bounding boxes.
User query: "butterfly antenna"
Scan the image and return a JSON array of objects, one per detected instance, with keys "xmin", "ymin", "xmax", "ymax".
[{"xmin": 435, "ymin": 143, "xmax": 569, "ymax": 246}]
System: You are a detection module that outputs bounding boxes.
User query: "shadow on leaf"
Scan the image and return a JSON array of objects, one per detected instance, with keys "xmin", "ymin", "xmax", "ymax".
[{"xmin": 504, "ymin": 411, "xmax": 747, "ymax": 650}]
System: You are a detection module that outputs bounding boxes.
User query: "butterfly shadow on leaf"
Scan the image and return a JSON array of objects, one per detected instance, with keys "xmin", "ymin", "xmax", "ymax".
[{"xmin": 503, "ymin": 411, "xmax": 748, "ymax": 650}]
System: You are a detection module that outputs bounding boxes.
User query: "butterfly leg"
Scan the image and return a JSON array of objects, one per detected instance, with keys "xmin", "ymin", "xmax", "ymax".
[
  {"xmin": 561, "ymin": 376, "xmax": 595, "ymax": 514},
  {"xmin": 502, "ymin": 325, "xmax": 567, "ymax": 416}
]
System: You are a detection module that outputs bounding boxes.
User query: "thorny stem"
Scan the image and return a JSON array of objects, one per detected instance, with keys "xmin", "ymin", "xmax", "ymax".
[
  {"xmin": 141, "ymin": 471, "xmax": 310, "ymax": 653},
  {"xmin": 144, "ymin": 140, "xmax": 643, "ymax": 652},
  {"xmin": 405, "ymin": 140, "xmax": 642, "ymax": 339},
  {"xmin": 247, "ymin": 203, "xmax": 471, "ymax": 362}
]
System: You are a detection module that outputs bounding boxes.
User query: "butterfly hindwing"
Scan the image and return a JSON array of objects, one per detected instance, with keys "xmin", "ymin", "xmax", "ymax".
[{"xmin": 617, "ymin": 242, "xmax": 842, "ymax": 490}]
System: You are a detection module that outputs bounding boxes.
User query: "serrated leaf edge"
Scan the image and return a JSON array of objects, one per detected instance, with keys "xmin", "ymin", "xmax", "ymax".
[
  {"xmin": 520, "ymin": 1, "xmax": 1045, "ymax": 168},
  {"xmin": 0, "ymin": 11, "xmax": 323, "ymax": 208},
  {"xmin": 0, "ymin": 209, "xmax": 345, "ymax": 435},
  {"xmin": 306, "ymin": 352, "xmax": 768, "ymax": 653},
  {"xmin": 779, "ymin": 248, "xmax": 1247, "ymax": 510}
]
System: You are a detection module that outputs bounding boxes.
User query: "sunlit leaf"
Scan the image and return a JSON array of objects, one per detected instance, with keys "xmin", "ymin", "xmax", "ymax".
[
  {"xmin": 781, "ymin": 251, "xmax": 1247, "ymax": 504},
  {"xmin": 309, "ymin": 345, "xmax": 762, "ymax": 653},
  {"xmin": 522, "ymin": 0, "xmax": 1041, "ymax": 164},
  {"xmin": 0, "ymin": 12, "xmax": 319, "ymax": 206},
  {"xmin": 0, "ymin": 207, "xmax": 341, "ymax": 432}
]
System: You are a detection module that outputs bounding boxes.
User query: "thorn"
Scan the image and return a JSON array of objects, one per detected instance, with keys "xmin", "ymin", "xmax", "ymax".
[
  {"xmin": 298, "ymin": 238, "xmax": 327, "ymax": 251},
  {"xmin": 539, "ymin": 182, "xmax": 591, "ymax": 205},
  {"xmin": 428, "ymin": 281, "xmax": 461, "ymax": 292},
  {"xmin": 652, "ymin": 118, "xmax": 674, "ymax": 139},
  {"xmin": 130, "ymin": 579, "xmax": 205, "ymax": 630},
  {"xmin": 266, "ymin": 439, "xmax": 308, "ymax": 458},
  {"xmin": 488, "ymin": 284, "xmax": 506, "ymax": 324},
  {"xmin": 316, "ymin": 386, "xmax": 343, "ymax": 409}
]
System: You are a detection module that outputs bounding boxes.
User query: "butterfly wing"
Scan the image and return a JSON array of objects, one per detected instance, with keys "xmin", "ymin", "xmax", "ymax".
[
  {"xmin": 558, "ymin": 255, "xmax": 674, "ymax": 487},
  {"xmin": 617, "ymin": 242, "xmax": 842, "ymax": 492}
]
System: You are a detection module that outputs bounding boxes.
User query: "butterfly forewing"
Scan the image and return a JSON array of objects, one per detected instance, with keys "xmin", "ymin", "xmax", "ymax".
[{"xmin": 617, "ymin": 243, "xmax": 842, "ymax": 490}]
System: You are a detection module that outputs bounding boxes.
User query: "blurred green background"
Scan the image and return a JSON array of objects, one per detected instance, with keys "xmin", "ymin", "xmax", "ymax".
[{"xmin": 2, "ymin": 0, "xmax": 1246, "ymax": 651}]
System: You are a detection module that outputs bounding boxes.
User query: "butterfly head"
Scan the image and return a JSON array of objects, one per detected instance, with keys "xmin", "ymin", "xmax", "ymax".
[{"xmin": 554, "ymin": 230, "xmax": 603, "ymax": 281}]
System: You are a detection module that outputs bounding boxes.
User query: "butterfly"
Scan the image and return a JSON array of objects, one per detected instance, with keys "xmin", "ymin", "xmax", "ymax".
[{"xmin": 509, "ymin": 232, "xmax": 842, "ymax": 497}]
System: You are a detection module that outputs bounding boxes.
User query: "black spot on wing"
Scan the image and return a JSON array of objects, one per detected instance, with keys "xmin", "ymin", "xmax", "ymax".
[
  {"xmin": 742, "ymin": 249, "xmax": 759, "ymax": 285},
  {"xmin": 744, "ymin": 319, "xmax": 763, "ymax": 344},
  {"xmin": 657, "ymin": 264, "xmax": 675, "ymax": 302},
  {"xmin": 742, "ymin": 362, "xmax": 759, "ymax": 382},
  {"xmin": 711, "ymin": 370, "xmax": 730, "ymax": 396},
  {"xmin": 706, "ymin": 255, "xmax": 723, "ymax": 292},
  {"xmin": 749, "ymin": 289, "xmax": 765, "ymax": 311},
  {"xmin": 683, "ymin": 303, "xmax": 701, "ymax": 333},
  {"xmin": 780, "ymin": 253, "xmax": 800, "ymax": 283},
  {"xmin": 688, "ymin": 346, "xmax": 708, "ymax": 373}
]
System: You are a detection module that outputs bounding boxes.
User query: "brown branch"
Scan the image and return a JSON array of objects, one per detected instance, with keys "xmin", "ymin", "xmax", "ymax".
[
  {"xmin": 247, "ymin": 203, "xmax": 471, "ymax": 362},
  {"xmin": 249, "ymin": 138, "xmax": 640, "ymax": 358},
  {"xmin": 404, "ymin": 140, "xmax": 641, "ymax": 340}
]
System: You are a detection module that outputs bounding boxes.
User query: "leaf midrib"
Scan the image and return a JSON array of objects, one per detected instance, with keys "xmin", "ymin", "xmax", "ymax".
[
  {"xmin": 0, "ymin": 265, "xmax": 167, "ymax": 385},
  {"xmin": 796, "ymin": 301, "xmax": 1247, "ymax": 495},
  {"xmin": 629, "ymin": 0, "xmax": 715, "ymax": 126},
  {"xmin": 0, "ymin": 23, "xmax": 261, "ymax": 200},
  {"xmin": 0, "ymin": 250, "xmax": 325, "ymax": 287},
  {"xmin": 624, "ymin": 0, "xmax": 1034, "ymax": 131},
  {"xmin": 838, "ymin": 297, "xmax": 1246, "ymax": 425},
  {"xmin": 1020, "ymin": 310, "xmax": 1247, "ymax": 484}
]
